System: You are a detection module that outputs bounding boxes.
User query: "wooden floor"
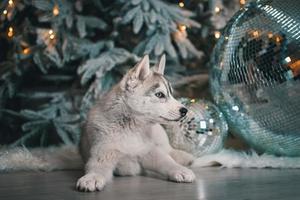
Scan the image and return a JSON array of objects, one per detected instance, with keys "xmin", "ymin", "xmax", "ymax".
[{"xmin": 0, "ymin": 168, "xmax": 299, "ymax": 200}]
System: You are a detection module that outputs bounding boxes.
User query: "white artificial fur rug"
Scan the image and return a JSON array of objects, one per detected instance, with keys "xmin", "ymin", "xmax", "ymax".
[
  {"xmin": 0, "ymin": 145, "xmax": 300, "ymax": 171},
  {"xmin": 0, "ymin": 145, "xmax": 82, "ymax": 171},
  {"xmin": 192, "ymin": 149, "xmax": 300, "ymax": 168}
]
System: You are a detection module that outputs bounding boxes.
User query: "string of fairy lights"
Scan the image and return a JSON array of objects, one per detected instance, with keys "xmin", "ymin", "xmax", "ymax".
[
  {"xmin": 213, "ymin": 0, "xmax": 247, "ymax": 39},
  {"xmin": 2, "ymin": 0, "xmax": 59, "ymax": 55},
  {"xmin": 176, "ymin": 0, "xmax": 247, "ymax": 40},
  {"xmin": 3, "ymin": 0, "xmax": 14, "ymax": 38},
  {"xmin": 177, "ymin": 1, "xmax": 187, "ymax": 37},
  {"xmin": 2, "ymin": 0, "xmax": 247, "ymax": 55}
]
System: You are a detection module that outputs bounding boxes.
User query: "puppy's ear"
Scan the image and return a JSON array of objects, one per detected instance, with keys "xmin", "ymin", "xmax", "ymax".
[
  {"xmin": 153, "ymin": 54, "xmax": 166, "ymax": 75},
  {"xmin": 120, "ymin": 55, "xmax": 150, "ymax": 91},
  {"xmin": 131, "ymin": 55, "xmax": 150, "ymax": 80}
]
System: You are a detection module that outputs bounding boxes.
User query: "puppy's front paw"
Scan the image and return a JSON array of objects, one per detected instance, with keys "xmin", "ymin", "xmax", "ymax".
[
  {"xmin": 76, "ymin": 173, "xmax": 106, "ymax": 192},
  {"xmin": 168, "ymin": 167, "xmax": 195, "ymax": 183}
]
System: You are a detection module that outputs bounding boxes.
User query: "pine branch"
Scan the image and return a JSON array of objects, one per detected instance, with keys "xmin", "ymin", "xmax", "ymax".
[
  {"xmin": 120, "ymin": 0, "xmax": 201, "ymax": 58},
  {"xmin": 0, "ymin": 0, "xmax": 240, "ymax": 147}
]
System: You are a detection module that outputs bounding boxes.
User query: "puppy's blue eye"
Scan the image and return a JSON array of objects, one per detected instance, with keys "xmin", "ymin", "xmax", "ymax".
[{"xmin": 155, "ymin": 92, "xmax": 165, "ymax": 98}]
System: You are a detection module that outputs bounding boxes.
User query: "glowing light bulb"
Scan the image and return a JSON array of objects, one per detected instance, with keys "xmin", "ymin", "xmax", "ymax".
[
  {"xmin": 23, "ymin": 48, "xmax": 30, "ymax": 55},
  {"xmin": 179, "ymin": 2, "xmax": 184, "ymax": 8},
  {"xmin": 252, "ymin": 30, "xmax": 259, "ymax": 37},
  {"xmin": 7, "ymin": 27, "xmax": 13, "ymax": 38},
  {"xmin": 48, "ymin": 29, "xmax": 56, "ymax": 40},
  {"xmin": 3, "ymin": 10, "xmax": 8, "ymax": 15},
  {"xmin": 214, "ymin": 6, "xmax": 221, "ymax": 13},
  {"xmin": 275, "ymin": 36, "xmax": 281, "ymax": 43},
  {"xmin": 179, "ymin": 24, "xmax": 186, "ymax": 32},
  {"xmin": 268, "ymin": 33, "xmax": 273, "ymax": 38},
  {"xmin": 240, "ymin": 0, "xmax": 246, "ymax": 5},
  {"xmin": 49, "ymin": 34, "xmax": 55, "ymax": 40},
  {"xmin": 8, "ymin": 0, "xmax": 14, "ymax": 6},
  {"xmin": 8, "ymin": 32, "xmax": 13, "ymax": 37},
  {"xmin": 214, "ymin": 31, "xmax": 221, "ymax": 39},
  {"xmin": 53, "ymin": 5, "xmax": 59, "ymax": 16}
]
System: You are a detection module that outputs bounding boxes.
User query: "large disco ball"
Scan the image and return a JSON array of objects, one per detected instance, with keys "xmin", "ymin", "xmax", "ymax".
[{"xmin": 210, "ymin": 0, "xmax": 300, "ymax": 156}]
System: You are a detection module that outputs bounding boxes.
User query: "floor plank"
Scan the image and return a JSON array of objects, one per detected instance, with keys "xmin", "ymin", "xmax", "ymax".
[{"xmin": 0, "ymin": 168, "xmax": 299, "ymax": 200}]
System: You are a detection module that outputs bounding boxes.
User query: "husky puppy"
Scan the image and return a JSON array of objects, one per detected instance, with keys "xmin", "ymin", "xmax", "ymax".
[{"xmin": 77, "ymin": 55, "xmax": 195, "ymax": 192}]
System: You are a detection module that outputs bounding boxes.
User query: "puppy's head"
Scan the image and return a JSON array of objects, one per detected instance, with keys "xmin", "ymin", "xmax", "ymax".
[{"xmin": 120, "ymin": 55, "xmax": 187, "ymax": 124}]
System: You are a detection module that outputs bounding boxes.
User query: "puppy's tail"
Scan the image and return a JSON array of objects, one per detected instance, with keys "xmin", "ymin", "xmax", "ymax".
[{"xmin": 0, "ymin": 145, "xmax": 83, "ymax": 172}]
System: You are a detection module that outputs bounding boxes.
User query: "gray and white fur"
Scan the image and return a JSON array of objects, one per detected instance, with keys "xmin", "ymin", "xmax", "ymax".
[{"xmin": 77, "ymin": 55, "xmax": 195, "ymax": 192}]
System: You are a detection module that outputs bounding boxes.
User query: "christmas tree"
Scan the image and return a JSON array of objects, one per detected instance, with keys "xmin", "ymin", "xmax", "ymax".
[{"xmin": 0, "ymin": 0, "xmax": 240, "ymax": 147}]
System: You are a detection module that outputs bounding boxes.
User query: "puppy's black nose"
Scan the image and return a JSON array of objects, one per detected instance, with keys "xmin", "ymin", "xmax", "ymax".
[{"xmin": 179, "ymin": 107, "xmax": 188, "ymax": 117}]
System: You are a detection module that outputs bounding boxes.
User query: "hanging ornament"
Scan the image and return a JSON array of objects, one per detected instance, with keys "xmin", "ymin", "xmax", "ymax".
[{"xmin": 165, "ymin": 98, "xmax": 228, "ymax": 157}]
